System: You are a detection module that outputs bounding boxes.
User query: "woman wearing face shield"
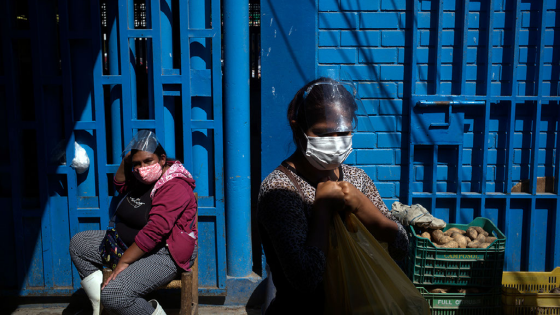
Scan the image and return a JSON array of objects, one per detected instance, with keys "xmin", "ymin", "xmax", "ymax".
[
  {"xmin": 257, "ymin": 78, "xmax": 409, "ymax": 314},
  {"xmin": 68, "ymin": 131, "xmax": 197, "ymax": 315}
]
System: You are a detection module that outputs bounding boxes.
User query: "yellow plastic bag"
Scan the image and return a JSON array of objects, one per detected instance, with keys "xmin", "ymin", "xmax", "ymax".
[{"xmin": 324, "ymin": 213, "xmax": 430, "ymax": 315}]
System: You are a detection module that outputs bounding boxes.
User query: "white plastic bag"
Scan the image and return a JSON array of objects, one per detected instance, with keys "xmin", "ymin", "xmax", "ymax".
[
  {"xmin": 71, "ymin": 142, "xmax": 90, "ymax": 174},
  {"xmin": 50, "ymin": 141, "xmax": 90, "ymax": 174}
]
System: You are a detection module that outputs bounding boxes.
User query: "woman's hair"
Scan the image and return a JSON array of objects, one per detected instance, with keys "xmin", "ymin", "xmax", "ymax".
[
  {"xmin": 130, "ymin": 144, "xmax": 168, "ymax": 160},
  {"xmin": 153, "ymin": 144, "xmax": 167, "ymax": 160},
  {"xmin": 287, "ymin": 77, "xmax": 357, "ymax": 148}
]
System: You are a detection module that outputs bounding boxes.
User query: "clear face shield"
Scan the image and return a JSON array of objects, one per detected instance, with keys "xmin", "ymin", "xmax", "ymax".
[
  {"xmin": 122, "ymin": 130, "xmax": 160, "ymax": 157},
  {"xmin": 302, "ymin": 81, "xmax": 373, "ymax": 136}
]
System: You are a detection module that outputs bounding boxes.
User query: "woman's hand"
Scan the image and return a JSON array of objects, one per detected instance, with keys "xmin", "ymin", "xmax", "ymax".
[
  {"xmin": 102, "ymin": 261, "xmax": 130, "ymax": 290},
  {"xmin": 315, "ymin": 180, "xmax": 345, "ymax": 214},
  {"xmin": 101, "ymin": 243, "xmax": 146, "ymax": 289},
  {"xmin": 337, "ymin": 182, "xmax": 400, "ymax": 243},
  {"xmin": 337, "ymin": 181, "xmax": 366, "ymax": 214}
]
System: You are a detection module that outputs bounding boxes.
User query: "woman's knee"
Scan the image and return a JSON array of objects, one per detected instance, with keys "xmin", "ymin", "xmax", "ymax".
[
  {"xmin": 100, "ymin": 284, "xmax": 135, "ymax": 311},
  {"xmin": 69, "ymin": 231, "xmax": 89, "ymax": 258},
  {"xmin": 69, "ymin": 230, "xmax": 100, "ymax": 262}
]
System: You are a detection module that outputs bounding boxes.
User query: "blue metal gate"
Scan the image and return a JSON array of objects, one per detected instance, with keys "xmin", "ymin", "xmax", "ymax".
[
  {"xmin": 408, "ymin": 0, "xmax": 560, "ymax": 271},
  {"xmin": 0, "ymin": 0, "xmax": 225, "ymax": 296}
]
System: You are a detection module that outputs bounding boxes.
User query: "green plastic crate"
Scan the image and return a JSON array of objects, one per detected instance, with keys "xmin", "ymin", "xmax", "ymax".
[
  {"xmin": 407, "ymin": 217, "xmax": 506, "ymax": 287},
  {"xmin": 417, "ymin": 286, "xmax": 502, "ymax": 315}
]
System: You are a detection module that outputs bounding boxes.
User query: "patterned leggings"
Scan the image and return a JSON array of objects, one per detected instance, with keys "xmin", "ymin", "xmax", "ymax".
[{"xmin": 69, "ymin": 230, "xmax": 179, "ymax": 315}]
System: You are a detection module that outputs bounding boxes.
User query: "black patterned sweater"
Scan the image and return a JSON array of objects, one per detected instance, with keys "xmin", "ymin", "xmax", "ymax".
[{"xmin": 257, "ymin": 164, "xmax": 409, "ymax": 314}]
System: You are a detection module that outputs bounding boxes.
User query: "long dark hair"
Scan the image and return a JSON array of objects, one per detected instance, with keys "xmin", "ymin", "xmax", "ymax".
[{"xmin": 153, "ymin": 144, "xmax": 168, "ymax": 161}]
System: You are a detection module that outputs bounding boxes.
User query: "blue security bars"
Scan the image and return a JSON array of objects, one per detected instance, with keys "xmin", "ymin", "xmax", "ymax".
[
  {"xmin": 408, "ymin": 0, "xmax": 560, "ymax": 272},
  {"xmin": 0, "ymin": 0, "xmax": 225, "ymax": 296}
]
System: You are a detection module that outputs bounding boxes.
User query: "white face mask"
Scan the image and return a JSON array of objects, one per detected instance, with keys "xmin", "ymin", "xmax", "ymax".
[{"xmin": 301, "ymin": 132, "xmax": 353, "ymax": 170}]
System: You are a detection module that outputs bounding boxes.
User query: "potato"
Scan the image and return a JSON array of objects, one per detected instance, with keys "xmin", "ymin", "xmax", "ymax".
[
  {"xmin": 444, "ymin": 228, "xmax": 466, "ymax": 236},
  {"xmin": 476, "ymin": 234, "xmax": 486, "ymax": 243},
  {"xmin": 478, "ymin": 242, "xmax": 492, "ymax": 248},
  {"xmin": 420, "ymin": 232, "xmax": 431, "ymax": 240},
  {"xmin": 485, "ymin": 236, "xmax": 497, "ymax": 244},
  {"xmin": 441, "ymin": 241, "xmax": 459, "ymax": 248},
  {"xmin": 432, "ymin": 229, "xmax": 456, "ymax": 244},
  {"xmin": 467, "ymin": 240, "xmax": 481, "ymax": 248},
  {"xmin": 431, "ymin": 230, "xmax": 445, "ymax": 243},
  {"xmin": 550, "ymin": 287, "xmax": 560, "ymax": 294},
  {"xmin": 429, "ymin": 288, "xmax": 448, "ymax": 293},
  {"xmin": 451, "ymin": 232, "xmax": 468, "ymax": 248},
  {"xmin": 472, "ymin": 226, "xmax": 489, "ymax": 237},
  {"xmin": 466, "ymin": 227, "xmax": 478, "ymax": 240}
]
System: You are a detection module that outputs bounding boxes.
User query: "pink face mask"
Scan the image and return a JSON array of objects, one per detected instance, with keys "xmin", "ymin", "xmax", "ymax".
[{"xmin": 134, "ymin": 162, "xmax": 163, "ymax": 184}]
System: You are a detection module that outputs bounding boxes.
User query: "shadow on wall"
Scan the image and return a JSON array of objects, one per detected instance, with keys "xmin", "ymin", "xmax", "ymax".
[
  {"xmin": 1, "ymin": 0, "xmax": 145, "ymax": 306},
  {"xmin": 319, "ymin": 0, "xmax": 410, "ymax": 203}
]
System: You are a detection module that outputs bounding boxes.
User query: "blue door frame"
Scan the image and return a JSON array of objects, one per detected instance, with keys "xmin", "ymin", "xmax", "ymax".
[{"xmin": 0, "ymin": 0, "xmax": 227, "ymax": 296}]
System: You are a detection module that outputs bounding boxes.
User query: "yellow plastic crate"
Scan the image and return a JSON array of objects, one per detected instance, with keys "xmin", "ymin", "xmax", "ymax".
[{"xmin": 502, "ymin": 268, "xmax": 560, "ymax": 314}]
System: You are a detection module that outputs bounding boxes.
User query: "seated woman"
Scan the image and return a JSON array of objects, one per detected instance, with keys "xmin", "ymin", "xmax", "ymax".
[
  {"xmin": 69, "ymin": 130, "xmax": 197, "ymax": 315},
  {"xmin": 258, "ymin": 77, "xmax": 409, "ymax": 314}
]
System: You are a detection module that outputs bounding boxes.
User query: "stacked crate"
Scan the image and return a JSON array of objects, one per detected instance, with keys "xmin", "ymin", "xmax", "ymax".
[
  {"xmin": 406, "ymin": 217, "xmax": 506, "ymax": 314},
  {"xmin": 502, "ymin": 268, "xmax": 560, "ymax": 314}
]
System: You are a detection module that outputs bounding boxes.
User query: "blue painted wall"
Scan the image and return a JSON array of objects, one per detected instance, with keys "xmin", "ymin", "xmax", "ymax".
[
  {"xmin": 261, "ymin": 0, "xmax": 560, "ymax": 272},
  {"xmin": 261, "ymin": 0, "xmax": 317, "ymax": 176}
]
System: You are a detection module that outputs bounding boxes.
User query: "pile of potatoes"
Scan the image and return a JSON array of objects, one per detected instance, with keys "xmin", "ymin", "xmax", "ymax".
[{"xmin": 417, "ymin": 226, "xmax": 497, "ymax": 248}]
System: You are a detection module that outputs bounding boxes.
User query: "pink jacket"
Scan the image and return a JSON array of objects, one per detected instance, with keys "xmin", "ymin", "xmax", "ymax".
[{"xmin": 114, "ymin": 161, "xmax": 197, "ymax": 271}]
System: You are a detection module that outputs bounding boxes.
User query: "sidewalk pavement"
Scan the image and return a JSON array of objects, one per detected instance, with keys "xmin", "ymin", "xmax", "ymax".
[{"xmin": 4, "ymin": 306, "xmax": 262, "ymax": 315}]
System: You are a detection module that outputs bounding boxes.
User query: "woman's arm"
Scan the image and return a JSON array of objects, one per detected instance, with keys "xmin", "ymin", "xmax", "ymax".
[
  {"xmin": 307, "ymin": 180, "xmax": 345, "ymax": 253},
  {"xmin": 338, "ymin": 168, "xmax": 409, "ymax": 260},
  {"xmin": 101, "ymin": 243, "xmax": 146, "ymax": 289},
  {"xmin": 134, "ymin": 181, "xmax": 194, "ymax": 253},
  {"xmin": 258, "ymin": 175, "xmax": 343, "ymax": 293},
  {"xmin": 102, "ymin": 180, "xmax": 194, "ymax": 288},
  {"xmin": 114, "ymin": 152, "xmax": 132, "ymax": 183},
  {"xmin": 338, "ymin": 181, "xmax": 399, "ymax": 243}
]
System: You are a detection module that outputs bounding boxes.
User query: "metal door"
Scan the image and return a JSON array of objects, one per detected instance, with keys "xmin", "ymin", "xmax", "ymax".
[
  {"xmin": 0, "ymin": 0, "xmax": 226, "ymax": 296},
  {"xmin": 408, "ymin": 0, "xmax": 560, "ymax": 271}
]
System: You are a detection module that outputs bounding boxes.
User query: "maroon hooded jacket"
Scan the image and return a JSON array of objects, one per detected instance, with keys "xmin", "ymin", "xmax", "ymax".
[{"xmin": 114, "ymin": 161, "xmax": 197, "ymax": 271}]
